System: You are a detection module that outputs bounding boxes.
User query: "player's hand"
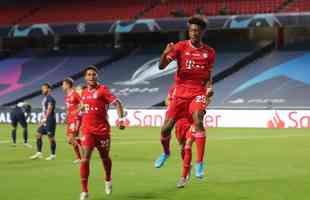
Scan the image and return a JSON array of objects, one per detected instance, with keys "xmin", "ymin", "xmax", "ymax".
[
  {"xmin": 118, "ymin": 118, "xmax": 126, "ymax": 130},
  {"xmin": 163, "ymin": 42, "xmax": 175, "ymax": 55}
]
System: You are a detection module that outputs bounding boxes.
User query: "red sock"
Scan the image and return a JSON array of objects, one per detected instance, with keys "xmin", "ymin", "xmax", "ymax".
[
  {"xmin": 195, "ymin": 131, "xmax": 206, "ymax": 163},
  {"xmin": 182, "ymin": 144, "xmax": 192, "ymax": 178},
  {"xmin": 102, "ymin": 157, "xmax": 112, "ymax": 182},
  {"xmin": 80, "ymin": 161, "xmax": 90, "ymax": 192},
  {"xmin": 73, "ymin": 145, "xmax": 82, "ymax": 160},
  {"xmin": 160, "ymin": 133, "xmax": 171, "ymax": 155}
]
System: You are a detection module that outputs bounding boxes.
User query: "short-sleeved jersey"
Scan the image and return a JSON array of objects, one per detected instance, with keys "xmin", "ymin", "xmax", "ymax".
[
  {"xmin": 42, "ymin": 94, "xmax": 56, "ymax": 117},
  {"xmin": 166, "ymin": 40, "xmax": 215, "ymax": 98},
  {"xmin": 64, "ymin": 89, "xmax": 81, "ymax": 121},
  {"xmin": 81, "ymin": 84, "xmax": 117, "ymax": 135}
]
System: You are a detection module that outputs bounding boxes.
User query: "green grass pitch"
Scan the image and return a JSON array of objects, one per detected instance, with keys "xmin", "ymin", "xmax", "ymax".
[{"xmin": 0, "ymin": 124, "xmax": 310, "ymax": 200}]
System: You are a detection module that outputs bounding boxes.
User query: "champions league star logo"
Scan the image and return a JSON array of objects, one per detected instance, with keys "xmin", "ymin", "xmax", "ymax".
[
  {"xmin": 114, "ymin": 58, "xmax": 177, "ymax": 86},
  {"xmin": 231, "ymin": 53, "xmax": 310, "ymax": 95},
  {"xmin": 109, "ymin": 19, "xmax": 161, "ymax": 33},
  {"xmin": 223, "ymin": 14, "xmax": 281, "ymax": 29},
  {"xmin": 8, "ymin": 24, "xmax": 55, "ymax": 38}
]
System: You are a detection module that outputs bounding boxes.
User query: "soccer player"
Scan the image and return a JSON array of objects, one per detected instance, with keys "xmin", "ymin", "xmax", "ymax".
[
  {"xmin": 10, "ymin": 101, "xmax": 32, "ymax": 147},
  {"xmin": 62, "ymin": 77, "xmax": 82, "ymax": 163},
  {"xmin": 79, "ymin": 66, "xmax": 126, "ymax": 200},
  {"xmin": 155, "ymin": 15, "xmax": 215, "ymax": 187},
  {"xmin": 30, "ymin": 83, "xmax": 57, "ymax": 160}
]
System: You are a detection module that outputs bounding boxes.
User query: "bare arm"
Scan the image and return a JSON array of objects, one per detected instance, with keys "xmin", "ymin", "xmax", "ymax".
[
  {"xmin": 112, "ymin": 99, "xmax": 126, "ymax": 129},
  {"xmin": 159, "ymin": 43, "xmax": 175, "ymax": 70}
]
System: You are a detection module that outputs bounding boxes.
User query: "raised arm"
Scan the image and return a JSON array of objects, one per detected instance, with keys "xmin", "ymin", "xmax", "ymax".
[
  {"xmin": 159, "ymin": 42, "xmax": 175, "ymax": 70},
  {"xmin": 112, "ymin": 99, "xmax": 126, "ymax": 130}
]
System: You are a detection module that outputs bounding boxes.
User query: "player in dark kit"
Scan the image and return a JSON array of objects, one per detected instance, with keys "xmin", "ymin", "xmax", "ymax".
[
  {"xmin": 30, "ymin": 83, "xmax": 57, "ymax": 160},
  {"xmin": 10, "ymin": 102, "xmax": 32, "ymax": 147},
  {"xmin": 154, "ymin": 15, "xmax": 215, "ymax": 188},
  {"xmin": 79, "ymin": 66, "xmax": 126, "ymax": 200}
]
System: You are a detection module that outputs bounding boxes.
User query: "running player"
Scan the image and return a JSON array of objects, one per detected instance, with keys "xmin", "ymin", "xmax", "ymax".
[
  {"xmin": 10, "ymin": 101, "xmax": 32, "ymax": 147},
  {"xmin": 155, "ymin": 15, "xmax": 215, "ymax": 186},
  {"xmin": 30, "ymin": 83, "xmax": 57, "ymax": 160},
  {"xmin": 79, "ymin": 66, "xmax": 126, "ymax": 200},
  {"xmin": 62, "ymin": 77, "xmax": 82, "ymax": 163}
]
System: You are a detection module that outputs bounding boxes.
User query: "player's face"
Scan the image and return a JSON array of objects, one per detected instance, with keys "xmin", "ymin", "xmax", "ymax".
[
  {"xmin": 62, "ymin": 81, "xmax": 69, "ymax": 92},
  {"xmin": 188, "ymin": 24, "xmax": 202, "ymax": 45},
  {"xmin": 41, "ymin": 85, "xmax": 49, "ymax": 96},
  {"xmin": 85, "ymin": 69, "xmax": 98, "ymax": 87}
]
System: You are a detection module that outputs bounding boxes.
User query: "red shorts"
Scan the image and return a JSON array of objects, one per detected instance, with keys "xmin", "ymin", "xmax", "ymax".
[
  {"xmin": 67, "ymin": 119, "xmax": 81, "ymax": 135},
  {"xmin": 166, "ymin": 95, "xmax": 207, "ymax": 121},
  {"xmin": 81, "ymin": 133, "xmax": 110, "ymax": 151}
]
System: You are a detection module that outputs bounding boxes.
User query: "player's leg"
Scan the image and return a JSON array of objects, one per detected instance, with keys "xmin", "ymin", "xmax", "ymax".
[
  {"xmin": 175, "ymin": 119, "xmax": 190, "ymax": 160},
  {"xmin": 46, "ymin": 135, "xmax": 56, "ymax": 160},
  {"xmin": 19, "ymin": 115, "xmax": 31, "ymax": 148},
  {"xmin": 177, "ymin": 129, "xmax": 194, "ymax": 188},
  {"xmin": 96, "ymin": 135, "xmax": 112, "ymax": 195},
  {"xmin": 189, "ymin": 95, "xmax": 208, "ymax": 178},
  {"xmin": 45, "ymin": 119, "xmax": 57, "ymax": 160},
  {"xmin": 155, "ymin": 96, "xmax": 182, "ymax": 168},
  {"xmin": 80, "ymin": 134, "xmax": 95, "ymax": 199},
  {"xmin": 67, "ymin": 122, "xmax": 82, "ymax": 162},
  {"xmin": 192, "ymin": 110, "xmax": 207, "ymax": 178},
  {"xmin": 30, "ymin": 127, "xmax": 44, "ymax": 159},
  {"xmin": 155, "ymin": 118, "xmax": 175, "ymax": 168},
  {"xmin": 70, "ymin": 134, "xmax": 82, "ymax": 162},
  {"xmin": 10, "ymin": 113, "xmax": 17, "ymax": 146}
]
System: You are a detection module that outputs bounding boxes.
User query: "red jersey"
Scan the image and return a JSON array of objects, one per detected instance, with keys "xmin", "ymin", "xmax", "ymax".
[
  {"xmin": 166, "ymin": 40, "xmax": 215, "ymax": 98},
  {"xmin": 64, "ymin": 89, "xmax": 81, "ymax": 122},
  {"xmin": 81, "ymin": 84, "xmax": 117, "ymax": 135}
]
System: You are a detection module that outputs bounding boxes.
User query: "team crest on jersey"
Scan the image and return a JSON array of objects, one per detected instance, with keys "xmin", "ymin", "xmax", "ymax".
[
  {"xmin": 185, "ymin": 52, "xmax": 190, "ymax": 56},
  {"xmin": 203, "ymin": 53, "xmax": 208, "ymax": 58}
]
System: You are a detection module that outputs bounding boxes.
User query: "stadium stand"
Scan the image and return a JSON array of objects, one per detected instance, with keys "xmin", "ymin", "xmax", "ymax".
[
  {"xmin": 17, "ymin": 0, "xmax": 156, "ymax": 25},
  {"xmin": 142, "ymin": 0, "xmax": 286, "ymax": 19},
  {"xmin": 27, "ymin": 42, "xmax": 260, "ymax": 108},
  {"xmin": 284, "ymin": 0, "xmax": 310, "ymax": 12},
  {"xmin": 0, "ymin": 47, "xmax": 114, "ymax": 106},
  {"xmin": 213, "ymin": 42, "xmax": 310, "ymax": 108},
  {"xmin": 2, "ymin": 0, "xmax": 310, "ymax": 26}
]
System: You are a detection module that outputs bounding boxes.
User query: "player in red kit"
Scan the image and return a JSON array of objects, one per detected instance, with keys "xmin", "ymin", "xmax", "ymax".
[
  {"xmin": 62, "ymin": 77, "xmax": 82, "ymax": 164},
  {"xmin": 79, "ymin": 66, "xmax": 125, "ymax": 200},
  {"xmin": 155, "ymin": 15, "xmax": 215, "ymax": 188}
]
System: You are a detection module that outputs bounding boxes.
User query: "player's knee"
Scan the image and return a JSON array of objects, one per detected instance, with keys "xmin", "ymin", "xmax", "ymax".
[
  {"xmin": 48, "ymin": 137, "xmax": 56, "ymax": 143},
  {"xmin": 161, "ymin": 121, "xmax": 174, "ymax": 134}
]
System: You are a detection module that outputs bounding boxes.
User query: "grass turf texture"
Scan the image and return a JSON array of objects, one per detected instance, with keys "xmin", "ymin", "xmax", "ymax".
[{"xmin": 0, "ymin": 124, "xmax": 310, "ymax": 200}]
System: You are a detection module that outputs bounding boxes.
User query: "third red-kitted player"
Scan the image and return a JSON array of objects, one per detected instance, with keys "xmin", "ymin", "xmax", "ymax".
[
  {"xmin": 62, "ymin": 77, "xmax": 82, "ymax": 163},
  {"xmin": 79, "ymin": 66, "xmax": 126, "ymax": 200},
  {"xmin": 155, "ymin": 15, "xmax": 215, "ymax": 188}
]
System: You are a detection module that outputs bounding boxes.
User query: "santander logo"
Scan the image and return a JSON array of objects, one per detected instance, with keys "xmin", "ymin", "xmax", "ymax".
[
  {"xmin": 267, "ymin": 111, "xmax": 285, "ymax": 128},
  {"xmin": 267, "ymin": 111, "xmax": 310, "ymax": 128}
]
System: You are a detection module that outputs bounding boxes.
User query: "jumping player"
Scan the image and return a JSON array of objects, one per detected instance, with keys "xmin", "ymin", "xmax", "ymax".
[
  {"xmin": 62, "ymin": 77, "xmax": 82, "ymax": 163},
  {"xmin": 154, "ymin": 15, "xmax": 215, "ymax": 187},
  {"xmin": 79, "ymin": 66, "xmax": 126, "ymax": 200}
]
